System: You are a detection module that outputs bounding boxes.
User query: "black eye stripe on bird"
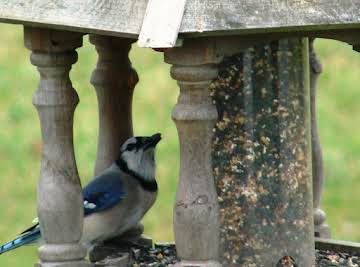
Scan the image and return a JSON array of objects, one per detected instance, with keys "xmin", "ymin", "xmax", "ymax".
[
  {"xmin": 0, "ymin": 133, "xmax": 161, "ymax": 255},
  {"xmin": 126, "ymin": 143, "xmax": 136, "ymax": 151}
]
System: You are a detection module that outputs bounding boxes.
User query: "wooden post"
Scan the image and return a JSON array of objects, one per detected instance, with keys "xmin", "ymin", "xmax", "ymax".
[
  {"xmin": 309, "ymin": 39, "xmax": 331, "ymax": 238},
  {"xmin": 88, "ymin": 35, "xmax": 147, "ymax": 262},
  {"xmin": 24, "ymin": 27, "xmax": 91, "ymax": 267},
  {"xmin": 165, "ymin": 39, "xmax": 222, "ymax": 267},
  {"xmin": 89, "ymin": 35, "xmax": 138, "ymax": 176}
]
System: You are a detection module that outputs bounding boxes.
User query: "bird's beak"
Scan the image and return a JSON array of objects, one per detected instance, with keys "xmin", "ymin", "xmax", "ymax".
[{"xmin": 143, "ymin": 133, "xmax": 162, "ymax": 150}]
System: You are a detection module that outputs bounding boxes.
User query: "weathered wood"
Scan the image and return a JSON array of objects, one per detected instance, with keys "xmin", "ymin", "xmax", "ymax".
[
  {"xmin": 315, "ymin": 238, "xmax": 360, "ymax": 254},
  {"xmin": 0, "ymin": 0, "xmax": 147, "ymax": 38},
  {"xmin": 138, "ymin": 0, "xmax": 186, "ymax": 47},
  {"xmin": 89, "ymin": 35, "xmax": 151, "ymax": 263},
  {"xmin": 165, "ymin": 39, "xmax": 221, "ymax": 267},
  {"xmin": 1, "ymin": 1, "xmax": 360, "ymax": 38},
  {"xmin": 89, "ymin": 35, "xmax": 138, "ymax": 176},
  {"xmin": 309, "ymin": 39, "xmax": 331, "ymax": 239},
  {"xmin": 24, "ymin": 27, "xmax": 91, "ymax": 267},
  {"xmin": 94, "ymin": 253, "xmax": 129, "ymax": 267},
  {"xmin": 180, "ymin": 0, "xmax": 360, "ymax": 36}
]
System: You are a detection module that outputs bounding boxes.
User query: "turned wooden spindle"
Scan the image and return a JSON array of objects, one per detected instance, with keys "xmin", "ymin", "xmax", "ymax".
[
  {"xmin": 309, "ymin": 39, "xmax": 331, "ymax": 238},
  {"xmin": 24, "ymin": 27, "xmax": 90, "ymax": 267},
  {"xmin": 89, "ymin": 35, "xmax": 138, "ymax": 176},
  {"xmin": 165, "ymin": 39, "xmax": 221, "ymax": 267}
]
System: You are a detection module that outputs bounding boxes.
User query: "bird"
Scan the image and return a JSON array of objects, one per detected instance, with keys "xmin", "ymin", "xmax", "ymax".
[{"xmin": 0, "ymin": 133, "xmax": 161, "ymax": 255}]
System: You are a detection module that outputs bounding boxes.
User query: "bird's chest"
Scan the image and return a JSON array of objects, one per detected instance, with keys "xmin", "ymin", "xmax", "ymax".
[
  {"xmin": 120, "ymin": 189, "xmax": 156, "ymax": 222},
  {"xmin": 107, "ymin": 189, "xmax": 156, "ymax": 232}
]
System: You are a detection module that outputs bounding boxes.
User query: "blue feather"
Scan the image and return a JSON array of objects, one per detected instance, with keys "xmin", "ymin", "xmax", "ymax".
[
  {"xmin": 83, "ymin": 172, "xmax": 126, "ymax": 216},
  {"xmin": 0, "ymin": 170, "xmax": 126, "ymax": 255},
  {"xmin": 0, "ymin": 226, "xmax": 40, "ymax": 255}
]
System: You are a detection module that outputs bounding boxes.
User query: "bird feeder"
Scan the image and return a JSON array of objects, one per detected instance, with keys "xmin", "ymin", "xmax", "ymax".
[{"xmin": 1, "ymin": 1, "xmax": 360, "ymax": 266}]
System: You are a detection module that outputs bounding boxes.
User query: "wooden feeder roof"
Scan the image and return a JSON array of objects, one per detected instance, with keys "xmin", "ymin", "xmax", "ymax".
[{"xmin": 1, "ymin": 0, "xmax": 360, "ymax": 38}]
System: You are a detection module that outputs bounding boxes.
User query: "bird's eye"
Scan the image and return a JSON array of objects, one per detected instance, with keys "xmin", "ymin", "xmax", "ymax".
[{"xmin": 126, "ymin": 143, "xmax": 136, "ymax": 151}]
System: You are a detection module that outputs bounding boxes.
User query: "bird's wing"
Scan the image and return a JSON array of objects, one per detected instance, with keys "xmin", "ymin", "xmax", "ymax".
[
  {"xmin": 82, "ymin": 171, "xmax": 126, "ymax": 216},
  {"xmin": 0, "ymin": 169, "xmax": 127, "ymax": 255},
  {"xmin": 0, "ymin": 223, "xmax": 40, "ymax": 255},
  {"xmin": 20, "ymin": 222, "xmax": 39, "ymax": 235}
]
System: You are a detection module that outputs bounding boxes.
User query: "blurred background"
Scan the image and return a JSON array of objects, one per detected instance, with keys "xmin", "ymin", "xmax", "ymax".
[{"xmin": 0, "ymin": 24, "xmax": 360, "ymax": 266}]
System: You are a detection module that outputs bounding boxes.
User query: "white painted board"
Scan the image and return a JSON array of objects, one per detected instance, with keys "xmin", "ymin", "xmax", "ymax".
[{"xmin": 138, "ymin": 0, "xmax": 186, "ymax": 48}]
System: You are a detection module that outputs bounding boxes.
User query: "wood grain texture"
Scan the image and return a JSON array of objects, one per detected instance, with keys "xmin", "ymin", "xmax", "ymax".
[
  {"xmin": 89, "ymin": 35, "xmax": 147, "ymax": 256},
  {"xmin": 138, "ymin": 0, "xmax": 186, "ymax": 47},
  {"xmin": 1, "ymin": 0, "xmax": 360, "ymax": 38},
  {"xmin": 89, "ymin": 35, "xmax": 138, "ymax": 176},
  {"xmin": 24, "ymin": 27, "xmax": 91, "ymax": 267},
  {"xmin": 315, "ymin": 238, "xmax": 360, "ymax": 254},
  {"xmin": 165, "ymin": 39, "xmax": 222, "ymax": 267},
  {"xmin": 180, "ymin": 0, "xmax": 360, "ymax": 36},
  {"xmin": 0, "ymin": 0, "xmax": 148, "ymax": 38}
]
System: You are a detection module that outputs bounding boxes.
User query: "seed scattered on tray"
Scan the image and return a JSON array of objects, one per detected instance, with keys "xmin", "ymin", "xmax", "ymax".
[
  {"xmin": 315, "ymin": 249, "xmax": 359, "ymax": 267},
  {"xmin": 130, "ymin": 243, "xmax": 179, "ymax": 267}
]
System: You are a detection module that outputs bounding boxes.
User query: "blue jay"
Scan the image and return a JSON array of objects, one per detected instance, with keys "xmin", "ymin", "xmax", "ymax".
[{"xmin": 0, "ymin": 133, "xmax": 161, "ymax": 254}]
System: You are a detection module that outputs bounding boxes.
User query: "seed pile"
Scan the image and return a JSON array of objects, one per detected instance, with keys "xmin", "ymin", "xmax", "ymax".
[
  {"xmin": 211, "ymin": 39, "xmax": 313, "ymax": 265},
  {"xmin": 130, "ymin": 243, "xmax": 179, "ymax": 267},
  {"xmin": 315, "ymin": 249, "xmax": 359, "ymax": 267},
  {"xmin": 129, "ymin": 246, "xmax": 360, "ymax": 266},
  {"xmin": 93, "ymin": 242, "xmax": 360, "ymax": 266}
]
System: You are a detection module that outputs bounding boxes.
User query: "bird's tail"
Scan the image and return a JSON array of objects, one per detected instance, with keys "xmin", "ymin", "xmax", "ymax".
[{"xmin": 0, "ymin": 225, "xmax": 40, "ymax": 255}]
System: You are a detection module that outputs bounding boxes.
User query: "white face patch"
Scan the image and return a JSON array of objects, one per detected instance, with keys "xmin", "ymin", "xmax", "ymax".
[{"xmin": 121, "ymin": 147, "xmax": 156, "ymax": 181}]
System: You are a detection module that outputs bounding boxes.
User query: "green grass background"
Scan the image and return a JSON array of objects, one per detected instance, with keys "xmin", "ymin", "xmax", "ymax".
[{"xmin": 0, "ymin": 24, "xmax": 359, "ymax": 265}]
